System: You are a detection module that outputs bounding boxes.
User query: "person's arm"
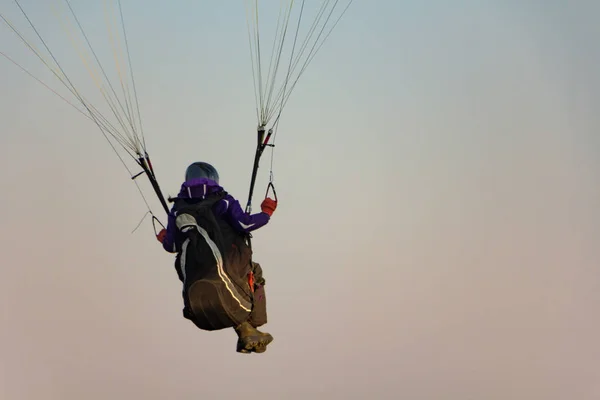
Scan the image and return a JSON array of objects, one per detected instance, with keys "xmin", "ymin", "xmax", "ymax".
[
  {"xmin": 158, "ymin": 210, "xmax": 178, "ymax": 253},
  {"xmin": 217, "ymin": 195, "xmax": 276, "ymax": 234}
]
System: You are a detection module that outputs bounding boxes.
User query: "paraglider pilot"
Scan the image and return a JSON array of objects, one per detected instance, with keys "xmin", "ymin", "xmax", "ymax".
[{"xmin": 156, "ymin": 162, "xmax": 277, "ymax": 354}]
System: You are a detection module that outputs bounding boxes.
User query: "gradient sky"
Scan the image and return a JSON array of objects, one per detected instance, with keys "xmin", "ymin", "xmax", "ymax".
[{"xmin": 1, "ymin": 1, "xmax": 599, "ymax": 399}]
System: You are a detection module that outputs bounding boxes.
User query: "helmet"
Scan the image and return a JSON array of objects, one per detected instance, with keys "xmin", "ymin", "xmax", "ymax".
[{"xmin": 185, "ymin": 162, "xmax": 220, "ymax": 183}]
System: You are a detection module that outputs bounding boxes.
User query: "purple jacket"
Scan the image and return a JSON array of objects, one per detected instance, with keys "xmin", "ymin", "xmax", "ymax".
[{"xmin": 161, "ymin": 177, "xmax": 270, "ymax": 253}]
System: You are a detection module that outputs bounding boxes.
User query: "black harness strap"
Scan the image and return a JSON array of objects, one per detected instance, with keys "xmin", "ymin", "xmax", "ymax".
[
  {"xmin": 243, "ymin": 125, "xmax": 278, "ymax": 252},
  {"xmin": 245, "ymin": 125, "xmax": 274, "ymax": 215}
]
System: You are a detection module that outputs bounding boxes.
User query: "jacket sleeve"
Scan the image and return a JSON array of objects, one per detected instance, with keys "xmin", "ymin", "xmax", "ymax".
[
  {"xmin": 161, "ymin": 209, "xmax": 178, "ymax": 253},
  {"xmin": 217, "ymin": 195, "xmax": 270, "ymax": 234}
]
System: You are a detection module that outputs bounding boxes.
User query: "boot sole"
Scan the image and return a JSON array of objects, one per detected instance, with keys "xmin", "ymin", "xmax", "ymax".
[
  {"xmin": 236, "ymin": 340, "xmax": 252, "ymax": 354},
  {"xmin": 252, "ymin": 333, "xmax": 274, "ymax": 353}
]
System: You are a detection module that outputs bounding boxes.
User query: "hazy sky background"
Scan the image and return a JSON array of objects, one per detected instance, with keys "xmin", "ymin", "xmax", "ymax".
[{"xmin": 1, "ymin": 1, "xmax": 599, "ymax": 399}]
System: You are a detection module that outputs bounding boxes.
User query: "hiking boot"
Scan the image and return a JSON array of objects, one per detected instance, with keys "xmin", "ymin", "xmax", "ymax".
[
  {"xmin": 235, "ymin": 338, "xmax": 269, "ymax": 353},
  {"xmin": 234, "ymin": 322, "xmax": 273, "ymax": 353}
]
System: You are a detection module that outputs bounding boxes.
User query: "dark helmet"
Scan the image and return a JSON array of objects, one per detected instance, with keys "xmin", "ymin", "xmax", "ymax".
[{"xmin": 185, "ymin": 162, "xmax": 220, "ymax": 183}]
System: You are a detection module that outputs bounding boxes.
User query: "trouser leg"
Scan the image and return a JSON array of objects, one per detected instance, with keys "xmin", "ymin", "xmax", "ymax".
[{"xmin": 248, "ymin": 261, "xmax": 268, "ymax": 328}]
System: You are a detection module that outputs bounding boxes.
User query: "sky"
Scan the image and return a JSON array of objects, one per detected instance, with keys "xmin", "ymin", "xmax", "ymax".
[{"xmin": 1, "ymin": 1, "xmax": 599, "ymax": 399}]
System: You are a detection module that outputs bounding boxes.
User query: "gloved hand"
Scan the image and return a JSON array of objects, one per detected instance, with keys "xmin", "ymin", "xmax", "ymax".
[
  {"xmin": 260, "ymin": 197, "xmax": 277, "ymax": 216},
  {"xmin": 156, "ymin": 228, "xmax": 167, "ymax": 244}
]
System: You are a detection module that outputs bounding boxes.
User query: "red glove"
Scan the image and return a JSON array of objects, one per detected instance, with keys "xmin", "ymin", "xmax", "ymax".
[
  {"xmin": 156, "ymin": 228, "xmax": 167, "ymax": 244},
  {"xmin": 261, "ymin": 197, "xmax": 277, "ymax": 216}
]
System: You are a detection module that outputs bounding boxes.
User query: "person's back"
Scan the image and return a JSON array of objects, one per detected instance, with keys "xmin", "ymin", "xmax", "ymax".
[{"xmin": 157, "ymin": 162, "xmax": 277, "ymax": 353}]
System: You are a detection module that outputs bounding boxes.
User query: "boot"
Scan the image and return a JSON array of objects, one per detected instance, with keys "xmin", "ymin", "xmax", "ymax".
[
  {"xmin": 234, "ymin": 322, "xmax": 273, "ymax": 353},
  {"xmin": 235, "ymin": 337, "xmax": 268, "ymax": 353}
]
